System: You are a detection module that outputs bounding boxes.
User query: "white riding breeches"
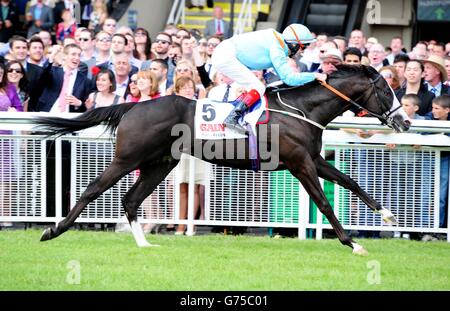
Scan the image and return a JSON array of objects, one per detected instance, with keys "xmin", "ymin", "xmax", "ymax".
[{"xmin": 211, "ymin": 39, "xmax": 266, "ymax": 98}]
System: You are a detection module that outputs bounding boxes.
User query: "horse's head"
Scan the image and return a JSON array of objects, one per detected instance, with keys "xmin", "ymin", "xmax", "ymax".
[{"xmin": 332, "ymin": 65, "xmax": 411, "ymax": 132}]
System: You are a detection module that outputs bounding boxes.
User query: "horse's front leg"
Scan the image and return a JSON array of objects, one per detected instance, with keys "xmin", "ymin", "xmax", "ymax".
[
  {"xmin": 285, "ymin": 153, "xmax": 368, "ymax": 255},
  {"xmin": 315, "ymin": 156, "xmax": 397, "ymax": 224}
]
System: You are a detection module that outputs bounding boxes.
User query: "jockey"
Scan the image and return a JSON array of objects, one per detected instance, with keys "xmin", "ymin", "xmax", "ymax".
[{"xmin": 212, "ymin": 23, "xmax": 327, "ymax": 134}]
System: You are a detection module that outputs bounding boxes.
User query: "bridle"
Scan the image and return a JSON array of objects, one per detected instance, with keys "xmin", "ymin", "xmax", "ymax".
[
  {"xmin": 270, "ymin": 71, "xmax": 405, "ymax": 131},
  {"xmin": 319, "ymin": 74, "xmax": 402, "ymax": 126}
]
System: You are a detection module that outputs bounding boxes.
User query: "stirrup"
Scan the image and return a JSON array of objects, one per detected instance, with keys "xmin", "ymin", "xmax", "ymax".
[{"xmin": 224, "ymin": 121, "xmax": 248, "ymax": 134}]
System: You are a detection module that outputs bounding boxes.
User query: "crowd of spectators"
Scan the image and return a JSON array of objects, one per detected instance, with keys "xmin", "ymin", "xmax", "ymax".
[{"xmin": 0, "ymin": 0, "xmax": 449, "ymax": 237}]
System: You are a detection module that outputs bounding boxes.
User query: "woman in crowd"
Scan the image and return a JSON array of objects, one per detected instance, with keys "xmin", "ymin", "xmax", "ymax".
[
  {"xmin": 136, "ymin": 70, "xmax": 160, "ymax": 102},
  {"xmin": 0, "ymin": 62, "xmax": 24, "ymax": 226},
  {"xmin": 89, "ymin": 0, "xmax": 108, "ymax": 32},
  {"xmin": 167, "ymin": 59, "xmax": 206, "ymax": 99},
  {"xmin": 6, "ymin": 61, "xmax": 28, "ymax": 110},
  {"xmin": 56, "ymin": 9, "xmax": 77, "ymax": 44},
  {"xmin": 85, "ymin": 69, "xmax": 123, "ymax": 110},
  {"xmin": 0, "ymin": 62, "xmax": 23, "ymax": 113},
  {"xmin": 133, "ymin": 27, "xmax": 155, "ymax": 62},
  {"xmin": 125, "ymin": 73, "xmax": 141, "ymax": 103},
  {"xmin": 379, "ymin": 65, "xmax": 401, "ymax": 91},
  {"xmin": 174, "ymin": 76, "xmax": 210, "ymax": 235},
  {"xmin": 173, "ymin": 28, "xmax": 191, "ymax": 45},
  {"xmin": 198, "ymin": 37, "xmax": 208, "ymax": 63}
]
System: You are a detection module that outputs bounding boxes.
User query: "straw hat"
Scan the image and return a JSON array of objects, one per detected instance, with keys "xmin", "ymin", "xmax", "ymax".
[{"xmin": 423, "ymin": 55, "xmax": 448, "ymax": 82}]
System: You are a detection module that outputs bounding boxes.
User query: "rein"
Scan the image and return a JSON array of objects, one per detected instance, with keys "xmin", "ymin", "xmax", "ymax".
[
  {"xmin": 269, "ymin": 73, "xmax": 401, "ymax": 129},
  {"xmin": 318, "ymin": 77, "xmax": 401, "ymax": 125},
  {"xmin": 269, "ymin": 93, "xmax": 326, "ymax": 130}
]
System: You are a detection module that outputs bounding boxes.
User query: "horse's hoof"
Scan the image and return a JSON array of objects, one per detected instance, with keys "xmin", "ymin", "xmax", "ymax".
[
  {"xmin": 40, "ymin": 227, "xmax": 53, "ymax": 242},
  {"xmin": 379, "ymin": 208, "xmax": 398, "ymax": 225},
  {"xmin": 352, "ymin": 243, "xmax": 369, "ymax": 256}
]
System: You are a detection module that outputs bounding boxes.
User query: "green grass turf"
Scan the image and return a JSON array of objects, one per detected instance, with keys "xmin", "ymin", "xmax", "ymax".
[{"xmin": 0, "ymin": 229, "xmax": 449, "ymax": 291}]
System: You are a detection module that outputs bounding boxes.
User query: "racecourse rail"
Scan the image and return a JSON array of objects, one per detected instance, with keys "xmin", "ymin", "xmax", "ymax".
[{"xmin": 0, "ymin": 112, "xmax": 449, "ymax": 242}]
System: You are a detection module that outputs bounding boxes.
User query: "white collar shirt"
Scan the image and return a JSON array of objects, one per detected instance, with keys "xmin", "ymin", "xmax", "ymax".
[
  {"xmin": 114, "ymin": 77, "xmax": 130, "ymax": 98},
  {"xmin": 50, "ymin": 68, "xmax": 78, "ymax": 113}
]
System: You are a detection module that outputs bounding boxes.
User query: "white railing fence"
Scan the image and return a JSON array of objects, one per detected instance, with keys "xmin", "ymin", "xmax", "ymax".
[{"xmin": 0, "ymin": 113, "xmax": 449, "ymax": 242}]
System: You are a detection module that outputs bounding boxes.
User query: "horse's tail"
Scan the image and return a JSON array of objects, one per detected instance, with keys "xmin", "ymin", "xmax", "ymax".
[{"xmin": 34, "ymin": 103, "xmax": 136, "ymax": 137}]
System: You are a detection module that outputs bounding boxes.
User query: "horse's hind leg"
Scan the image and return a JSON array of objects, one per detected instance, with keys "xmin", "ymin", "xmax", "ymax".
[
  {"xmin": 315, "ymin": 156, "xmax": 397, "ymax": 224},
  {"xmin": 122, "ymin": 161, "xmax": 178, "ymax": 247},
  {"xmin": 286, "ymin": 153, "xmax": 367, "ymax": 255},
  {"xmin": 40, "ymin": 159, "xmax": 136, "ymax": 241}
]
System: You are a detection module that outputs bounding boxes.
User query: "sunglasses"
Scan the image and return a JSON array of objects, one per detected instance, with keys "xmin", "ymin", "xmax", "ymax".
[
  {"xmin": 79, "ymin": 38, "xmax": 90, "ymax": 42},
  {"xmin": 155, "ymin": 39, "xmax": 170, "ymax": 44},
  {"xmin": 8, "ymin": 68, "xmax": 22, "ymax": 74},
  {"xmin": 176, "ymin": 68, "xmax": 190, "ymax": 73},
  {"xmin": 130, "ymin": 79, "xmax": 138, "ymax": 84},
  {"xmin": 207, "ymin": 43, "xmax": 219, "ymax": 48},
  {"xmin": 98, "ymin": 37, "xmax": 111, "ymax": 42}
]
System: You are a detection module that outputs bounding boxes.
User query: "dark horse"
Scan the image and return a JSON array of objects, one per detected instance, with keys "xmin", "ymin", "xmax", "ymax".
[{"xmin": 35, "ymin": 65, "xmax": 410, "ymax": 255}]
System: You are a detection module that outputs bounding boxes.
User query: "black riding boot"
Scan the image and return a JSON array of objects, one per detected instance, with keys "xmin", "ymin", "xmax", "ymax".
[
  {"xmin": 223, "ymin": 101, "xmax": 248, "ymax": 134},
  {"xmin": 223, "ymin": 89, "xmax": 261, "ymax": 134}
]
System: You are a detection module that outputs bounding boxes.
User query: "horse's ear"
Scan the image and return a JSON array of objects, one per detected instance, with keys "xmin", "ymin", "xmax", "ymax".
[{"xmin": 362, "ymin": 65, "xmax": 378, "ymax": 78}]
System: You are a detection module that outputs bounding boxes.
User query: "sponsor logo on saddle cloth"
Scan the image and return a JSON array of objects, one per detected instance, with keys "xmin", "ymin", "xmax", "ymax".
[{"xmin": 194, "ymin": 97, "xmax": 267, "ymax": 140}]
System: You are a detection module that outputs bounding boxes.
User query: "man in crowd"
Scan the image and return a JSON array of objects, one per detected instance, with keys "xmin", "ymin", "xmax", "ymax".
[
  {"xmin": 444, "ymin": 56, "xmax": 450, "ymax": 86},
  {"xmin": 348, "ymin": 29, "xmax": 366, "ymax": 55},
  {"xmin": 423, "ymin": 55, "xmax": 449, "ymax": 97},
  {"xmin": 27, "ymin": 35, "xmax": 46, "ymax": 66},
  {"xmin": 112, "ymin": 52, "xmax": 132, "ymax": 99},
  {"xmin": 26, "ymin": 0, "xmax": 54, "ymax": 38},
  {"xmin": 153, "ymin": 32, "xmax": 172, "ymax": 60},
  {"xmin": 386, "ymin": 36, "xmax": 405, "ymax": 65},
  {"xmin": 0, "ymin": 0, "xmax": 18, "ymax": 43},
  {"xmin": 431, "ymin": 42, "xmax": 447, "ymax": 58},
  {"xmin": 393, "ymin": 54, "xmax": 410, "ymax": 88},
  {"xmin": 149, "ymin": 59, "xmax": 171, "ymax": 96},
  {"xmin": 343, "ymin": 47, "xmax": 362, "ymax": 65},
  {"xmin": 35, "ymin": 43, "xmax": 92, "ymax": 112},
  {"xmin": 78, "ymin": 28, "xmax": 96, "ymax": 78},
  {"xmin": 319, "ymin": 48, "xmax": 342, "ymax": 74},
  {"xmin": 6, "ymin": 35, "xmax": 26, "ymax": 62},
  {"xmin": 203, "ymin": 6, "xmax": 231, "ymax": 39},
  {"xmin": 368, "ymin": 43, "xmax": 388, "ymax": 71}
]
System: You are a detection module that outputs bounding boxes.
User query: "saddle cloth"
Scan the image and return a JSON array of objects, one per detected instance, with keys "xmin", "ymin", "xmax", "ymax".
[{"xmin": 194, "ymin": 96, "xmax": 268, "ymax": 140}]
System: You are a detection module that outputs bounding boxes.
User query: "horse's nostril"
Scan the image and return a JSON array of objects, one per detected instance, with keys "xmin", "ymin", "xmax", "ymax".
[{"xmin": 403, "ymin": 120, "xmax": 411, "ymax": 131}]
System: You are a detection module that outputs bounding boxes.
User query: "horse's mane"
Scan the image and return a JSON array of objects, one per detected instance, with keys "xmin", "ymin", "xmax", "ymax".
[{"xmin": 329, "ymin": 64, "xmax": 376, "ymax": 79}]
